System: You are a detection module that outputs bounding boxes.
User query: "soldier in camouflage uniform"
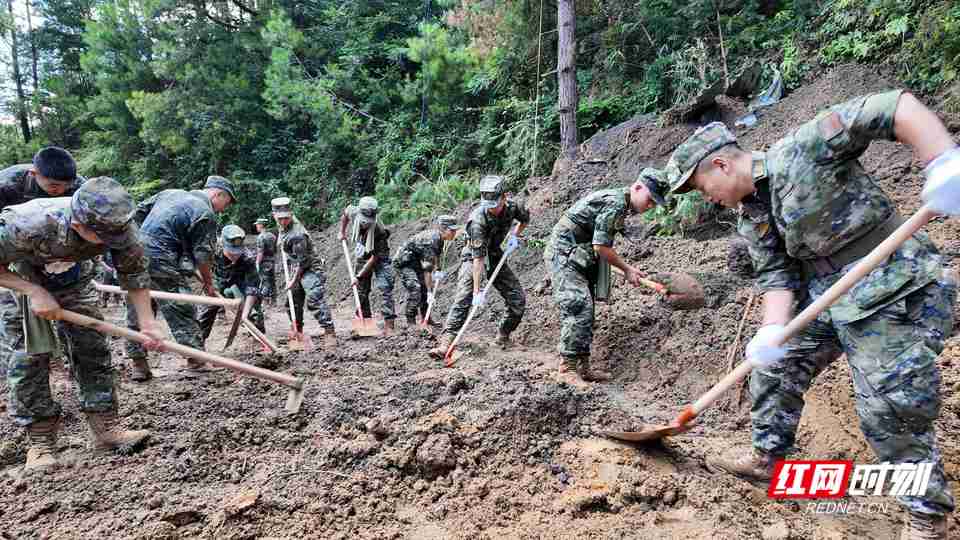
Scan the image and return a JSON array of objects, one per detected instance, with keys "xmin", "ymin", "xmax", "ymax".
[
  {"xmin": 430, "ymin": 176, "xmax": 529, "ymax": 358},
  {"xmin": 1, "ymin": 177, "xmax": 165, "ymax": 472},
  {"xmin": 338, "ymin": 196, "xmax": 397, "ymax": 333},
  {"xmin": 124, "ymin": 175, "xmax": 235, "ymax": 381},
  {"xmin": 255, "ymin": 218, "xmax": 276, "ymax": 306},
  {"xmin": 393, "ymin": 215, "xmax": 460, "ymax": 327},
  {"xmin": 0, "ymin": 148, "xmax": 85, "ymax": 377},
  {"xmin": 197, "ymin": 225, "xmax": 265, "ymax": 348},
  {"xmin": 96, "ymin": 251, "xmax": 122, "ymax": 307},
  {"xmin": 666, "ymin": 90, "xmax": 960, "ymax": 539},
  {"xmin": 545, "ymin": 169, "xmax": 669, "ymax": 384},
  {"xmin": 273, "ymin": 197, "xmax": 337, "ymax": 346}
]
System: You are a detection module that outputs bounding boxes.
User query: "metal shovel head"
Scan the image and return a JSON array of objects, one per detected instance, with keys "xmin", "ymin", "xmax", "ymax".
[
  {"xmin": 604, "ymin": 423, "xmax": 688, "ymax": 442},
  {"xmin": 444, "ymin": 347, "xmax": 465, "ymax": 368},
  {"xmin": 650, "ymin": 272, "xmax": 706, "ymax": 310},
  {"xmin": 351, "ymin": 317, "xmax": 381, "ymax": 337},
  {"xmin": 287, "ymin": 331, "xmax": 304, "ymax": 351},
  {"xmin": 285, "ymin": 386, "xmax": 304, "ymax": 413}
]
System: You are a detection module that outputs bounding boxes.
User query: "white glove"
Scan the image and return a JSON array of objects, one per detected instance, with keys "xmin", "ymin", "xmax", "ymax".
[
  {"xmin": 472, "ymin": 291, "xmax": 486, "ymax": 307},
  {"xmin": 505, "ymin": 234, "xmax": 520, "ymax": 254},
  {"xmin": 432, "ymin": 270, "xmax": 446, "ymax": 282},
  {"xmin": 426, "ymin": 292, "xmax": 435, "ymax": 304},
  {"xmin": 746, "ymin": 324, "xmax": 787, "ymax": 368},
  {"xmin": 922, "ymin": 147, "xmax": 960, "ymax": 216},
  {"xmin": 354, "ymin": 242, "xmax": 365, "ymax": 258}
]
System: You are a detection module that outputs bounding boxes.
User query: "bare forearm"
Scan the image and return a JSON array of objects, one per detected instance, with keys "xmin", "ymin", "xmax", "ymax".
[
  {"xmin": 514, "ymin": 223, "xmax": 527, "ymax": 237},
  {"xmin": 358, "ymin": 255, "xmax": 378, "ymax": 279},
  {"xmin": 594, "ymin": 245, "xmax": 633, "ymax": 274},
  {"xmin": 761, "ymin": 289, "xmax": 794, "ymax": 326},
  {"xmin": 198, "ymin": 263, "xmax": 215, "ymax": 291},
  {"xmin": 339, "ymin": 214, "xmax": 349, "ymax": 239},
  {"xmin": 472, "ymin": 257, "xmax": 483, "ymax": 294},
  {"xmin": 894, "ymin": 92, "xmax": 955, "ymax": 164},
  {"xmin": 0, "ymin": 268, "xmax": 41, "ymax": 296},
  {"xmin": 128, "ymin": 289, "xmax": 159, "ymax": 329}
]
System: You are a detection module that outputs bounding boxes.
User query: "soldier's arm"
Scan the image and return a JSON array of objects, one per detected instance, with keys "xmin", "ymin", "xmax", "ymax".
[
  {"xmin": 133, "ymin": 194, "xmax": 158, "ymax": 226},
  {"xmin": 892, "ymin": 92, "xmax": 955, "ymax": 164},
  {"xmin": 591, "ymin": 205, "xmax": 634, "ymax": 274},
  {"xmin": 338, "ymin": 210, "xmax": 350, "ymax": 241},
  {"xmin": 105, "ymin": 242, "xmax": 164, "ymax": 346},
  {"xmin": 472, "ymin": 257, "xmax": 483, "ymax": 295},
  {"xmin": 190, "ymin": 217, "xmax": 218, "ymax": 296},
  {"xmin": 242, "ymin": 259, "xmax": 261, "ymax": 297},
  {"xmin": 737, "ymin": 208, "xmax": 802, "ymax": 325},
  {"xmin": 285, "ymin": 236, "xmax": 308, "ymax": 288}
]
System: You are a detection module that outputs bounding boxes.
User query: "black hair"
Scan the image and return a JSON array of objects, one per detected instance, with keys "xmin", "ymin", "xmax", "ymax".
[{"xmin": 33, "ymin": 147, "xmax": 77, "ymax": 182}]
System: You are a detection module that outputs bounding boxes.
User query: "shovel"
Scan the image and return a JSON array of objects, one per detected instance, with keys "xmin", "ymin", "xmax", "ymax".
[
  {"xmin": 605, "ymin": 205, "xmax": 939, "ymax": 443},
  {"xmin": 279, "ymin": 242, "xmax": 313, "ymax": 351},
  {"xmin": 611, "ymin": 267, "xmax": 705, "ymax": 310},
  {"xmin": 56, "ymin": 308, "xmax": 305, "ymax": 412},
  {"xmin": 420, "ymin": 278, "xmax": 441, "ymax": 329},
  {"xmin": 340, "ymin": 239, "xmax": 381, "ymax": 337}
]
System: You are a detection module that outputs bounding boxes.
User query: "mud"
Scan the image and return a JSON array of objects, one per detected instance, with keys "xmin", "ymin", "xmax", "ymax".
[{"xmin": 2, "ymin": 64, "xmax": 960, "ymax": 538}]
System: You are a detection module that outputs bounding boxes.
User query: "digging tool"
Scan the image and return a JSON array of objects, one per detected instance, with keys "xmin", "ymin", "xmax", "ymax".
[
  {"xmin": 56, "ymin": 309, "xmax": 305, "ymax": 412},
  {"xmin": 279, "ymin": 241, "xmax": 312, "ymax": 351},
  {"xmin": 340, "ymin": 239, "xmax": 380, "ymax": 337},
  {"xmin": 420, "ymin": 278, "xmax": 441, "ymax": 329},
  {"xmin": 611, "ymin": 267, "xmax": 705, "ymax": 310},
  {"xmin": 605, "ymin": 205, "xmax": 939, "ymax": 443},
  {"xmin": 223, "ymin": 295, "xmax": 250, "ymax": 351}
]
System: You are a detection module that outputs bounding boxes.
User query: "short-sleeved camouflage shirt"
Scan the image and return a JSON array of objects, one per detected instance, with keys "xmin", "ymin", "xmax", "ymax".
[
  {"xmin": 344, "ymin": 205, "xmax": 391, "ymax": 260},
  {"xmin": 394, "ymin": 229, "xmax": 443, "ymax": 271},
  {"xmin": 257, "ymin": 230, "xmax": 277, "ymax": 263},
  {"xmin": 562, "ymin": 188, "xmax": 630, "ymax": 247},
  {"xmin": 278, "ymin": 219, "xmax": 321, "ymax": 273},
  {"xmin": 461, "ymin": 199, "xmax": 530, "ymax": 262},
  {"xmin": 0, "ymin": 164, "xmax": 85, "ymax": 209},
  {"xmin": 212, "ymin": 249, "xmax": 260, "ymax": 297},
  {"xmin": 135, "ymin": 189, "xmax": 218, "ymax": 277}
]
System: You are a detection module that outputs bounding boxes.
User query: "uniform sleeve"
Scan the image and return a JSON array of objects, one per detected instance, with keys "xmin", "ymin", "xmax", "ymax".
[
  {"xmin": 111, "ymin": 243, "xmax": 151, "ymax": 290},
  {"xmin": 592, "ymin": 202, "xmax": 625, "ymax": 247},
  {"xmin": 512, "ymin": 199, "xmax": 531, "ymax": 224},
  {"xmin": 373, "ymin": 227, "xmax": 391, "ymax": 259},
  {"xmin": 189, "ymin": 215, "xmax": 218, "ymax": 267},
  {"xmin": 212, "ymin": 255, "xmax": 228, "ymax": 293},
  {"xmin": 815, "ymin": 90, "xmax": 902, "ymax": 159},
  {"xmin": 0, "ymin": 222, "xmax": 23, "ymax": 266},
  {"xmin": 133, "ymin": 194, "xmax": 158, "ymax": 226},
  {"xmin": 242, "ymin": 258, "xmax": 260, "ymax": 297},
  {"xmin": 420, "ymin": 236, "xmax": 442, "ymax": 271},
  {"xmin": 737, "ymin": 210, "xmax": 804, "ymax": 292},
  {"xmin": 286, "ymin": 235, "xmax": 312, "ymax": 268},
  {"xmin": 466, "ymin": 218, "xmax": 487, "ymax": 260}
]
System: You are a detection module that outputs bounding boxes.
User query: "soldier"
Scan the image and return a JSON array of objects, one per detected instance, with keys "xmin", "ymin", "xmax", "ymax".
[
  {"xmin": 273, "ymin": 197, "xmax": 336, "ymax": 346},
  {"xmin": 255, "ymin": 217, "xmax": 277, "ymax": 306},
  {"xmin": 96, "ymin": 252, "xmax": 121, "ymax": 307},
  {"xmin": 337, "ymin": 196, "xmax": 397, "ymax": 333},
  {"xmin": 125, "ymin": 175, "xmax": 235, "ymax": 381},
  {"xmin": 393, "ymin": 215, "xmax": 460, "ymax": 328},
  {"xmin": 197, "ymin": 225, "xmax": 266, "ymax": 350},
  {"xmin": 666, "ymin": 90, "xmax": 960, "ymax": 539},
  {"xmin": 430, "ymin": 175, "xmax": 529, "ymax": 358},
  {"xmin": 0, "ymin": 148, "xmax": 85, "ymax": 376},
  {"xmin": 546, "ymin": 169, "xmax": 669, "ymax": 384},
  {"xmin": 1, "ymin": 177, "xmax": 165, "ymax": 471}
]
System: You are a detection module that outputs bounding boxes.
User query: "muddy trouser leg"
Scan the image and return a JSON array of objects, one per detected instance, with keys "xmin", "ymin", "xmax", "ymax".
[
  {"xmin": 286, "ymin": 283, "xmax": 306, "ymax": 331},
  {"xmin": 551, "ymin": 260, "xmax": 593, "ymax": 358},
  {"xmin": 356, "ymin": 267, "xmax": 374, "ymax": 319},
  {"xmin": 6, "ymin": 292, "xmax": 58, "ymax": 425},
  {"xmin": 417, "ymin": 275, "xmax": 429, "ymax": 319},
  {"xmin": 491, "ymin": 262, "xmax": 525, "ymax": 335},
  {"xmin": 442, "ymin": 262, "xmax": 475, "ymax": 337},
  {"xmin": 839, "ymin": 277, "xmax": 956, "ymax": 516},
  {"xmin": 374, "ymin": 259, "xmax": 397, "ymax": 320},
  {"xmin": 197, "ymin": 305, "xmax": 222, "ymax": 344},
  {"xmin": 248, "ymin": 296, "xmax": 266, "ymax": 334},
  {"xmin": 259, "ymin": 267, "xmax": 275, "ymax": 303},
  {"xmin": 398, "ymin": 266, "xmax": 422, "ymax": 320},
  {"xmin": 301, "ymin": 270, "xmax": 334, "ymax": 329},
  {"xmin": 0, "ymin": 291, "xmax": 20, "ymax": 378},
  {"xmin": 151, "ymin": 276, "xmax": 203, "ymax": 351},
  {"xmin": 56, "ymin": 283, "xmax": 116, "ymax": 414},
  {"xmin": 125, "ymin": 292, "xmax": 159, "ymax": 362}
]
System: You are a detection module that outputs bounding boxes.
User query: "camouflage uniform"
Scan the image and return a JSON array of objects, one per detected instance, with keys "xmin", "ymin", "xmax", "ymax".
[
  {"xmin": 278, "ymin": 218, "xmax": 334, "ymax": 330},
  {"xmin": 2, "ymin": 196, "xmax": 150, "ymax": 425},
  {"xmin": 394, "ymin": 229, "xmax": 444, "ymax": 321},
  {"xmin": 0, "ymin": 165, "xmax": 85, "ymax": 377},
  {"xmin": 197, "ymin": 241, "xmax": 265, "ymax": 343},
  {"xmin": 256, "ymin": 228, "xmax": 277, "ymax": 300},
  {"xmin": 124, "ymin": 189, "xmax": 218, "ymax": 361},
  {"xmin": 344, "ymin": 205, "xmax": 396, "ymax": 320},
  {"xmin": 443, "ymin": 199, "xmax": 529, "ymax": 337},
  {"xmin": 671, "ymin": 91, "xmax": 956, "ymax": 516}
]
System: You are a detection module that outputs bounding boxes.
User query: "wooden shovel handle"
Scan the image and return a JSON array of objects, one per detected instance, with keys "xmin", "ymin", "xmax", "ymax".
[
  {"xmin": 93, "ymin": 282, "xmax": 241, "ymax": 308},
  {"xmin": 678, "ymin": 205, "xmax": 939, "ymax": 425},
  {"xmin": 57, "ymin": 309, "xmax": 301, "ymax": 390},
  {"xmin": 340, "ymin": 239, "xmax": 366, "ymax": 323},
  {"xmin": 610, "ymin": 266, "xmax": 666, "ymax": 293}
]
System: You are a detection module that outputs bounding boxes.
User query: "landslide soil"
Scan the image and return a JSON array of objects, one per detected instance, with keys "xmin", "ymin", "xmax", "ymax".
[{"xmin": 3, "ymin": 64, "xmax": 960, "ymax": 539}]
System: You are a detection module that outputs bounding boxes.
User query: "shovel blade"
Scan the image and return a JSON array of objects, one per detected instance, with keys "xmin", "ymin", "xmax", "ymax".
[
  {"xmin": 287, "ymin": 331, "xmax": 304, "ymax": 351},
  {"xmin": 603, "ymin": 423, "xmax": 688, "ymax": 442},
  {"xmin": 444, "ymin": 348, "xmax": 465, "ymax": 367},
  {"xmin": 285, "ymin": 387, "xmax": 304, "ymax": 413},
  {"xmin": 351, "ymin": 317, "xmax": 381, "ymax": 337},
  {"xmin": 651, "ymin": 272, "xmax": 706, "ymax": 310}
]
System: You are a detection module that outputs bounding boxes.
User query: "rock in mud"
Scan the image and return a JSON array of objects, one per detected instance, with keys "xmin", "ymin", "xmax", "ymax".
[
  {"xmin": 416, "ymin": 433, "xmax": 456, "ymax": 477},
  {"xmin": 761, "ymin": 520, "xmax": 791, "ymax": 540}
]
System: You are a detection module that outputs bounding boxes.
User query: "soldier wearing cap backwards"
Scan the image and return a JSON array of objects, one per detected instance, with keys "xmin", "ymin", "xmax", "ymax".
[
  {"xmin": 254, "ymin": 217, "xmax": 277, "ymax": 306},
  {"xmin": 273, "ymin": 197, "xmax": 337, "ymax": 346},
  {"xmin": 393, "ymin": 215, "xmax": 461, "ymax": 328},
  {"xmin": 124, "ymin": 175, "xmax": 236, "ymax": 381},
  {"xmin": 546, "ymin": 169, "xmax": 669, "ymax": 384},
  {"xmin": 1, "ymin": 177, "xmax": 165, "ymax": 472},
  {"xmin": 430, "ymin": 175, "xmax": 529, "ymax": 358},
  {"xmin": 338, "ymin": 196, "xmax": 397, "ymax": 333},
  {"xmin": 197, "ymin": 225, "xmax": 266, "ymax": 349},
  {"xmin": 666, "ymin": 90, "xmax": 960, "ymax": 539}
]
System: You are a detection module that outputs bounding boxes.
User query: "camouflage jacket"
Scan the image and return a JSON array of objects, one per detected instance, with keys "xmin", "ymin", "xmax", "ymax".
[
  {"xmin": 0, "ymin": 198, "xmax": 150, "ymax": 290},
  {"xmin": 559, "ymin": 188, "xmax": 629, "ymax": 248},
  {"xmin": 278, "ymin": 219, "xmax": 322, "ymax": 273},
  {"xmin": 0, "ymin": 164, "xmax": 85, "ymax": 209},
  {"xmin": 738, "ymin": 89, "xmax": 942, "ymax": 323},
  {"xmin": 344, "ymin": 205, "xmax": 391, "ymax": 261},
  {"xmin": 461, "ymin": 199, "xmax": 530, "ymax": 262},
  {"xmin": 212, "ymin": 249, "xmax": 260, "ymax": 297},
  {"xmin": 135, "ymin": 189, "xmax": 218, "ymax": 277},
  {"xmin": 257, "ymin": 230, "xmax": 277, "ymax": 264},
  {"xmin": 394, "ymin": 229, "xmax": 444, "ymax": 271}
]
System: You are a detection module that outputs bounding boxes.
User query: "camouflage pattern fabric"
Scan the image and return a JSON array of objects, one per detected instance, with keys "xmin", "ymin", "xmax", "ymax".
[
  {"xmin": 0, "ymin": 164, "xmax": 85, "ymax": 208},
  {"xmin": 197, "ymin": 249, "xmax": 265, "ymax": 341},
  {"xmin": 125, "ymin": 274, "xmax": 204, "ymax": 361},
  {"xmin": 394, "ymin": 229, "xmax": 443, "ymax": 272},
  {"xmin": 278, "ymin": 219, "xmax": 333, "ymax": 329},
  {"xmin": 665, "ymin": 122, "xmax": 737, "ymax": 193},
  {"xmin": 134, "ymin": 189, "xmax": 218, "ymax": 278},
  {"xmin": 356, "ymin": 257, "xmax": 396, "ymax": 320},
  {"xmin": 397, "ymin": 265, "xmax": 428, "ymax": 320},
  {"xmin": 459, "ymin": 199, "xmax": 530, "ymax": 264},
  {"xmin": 257, "ymin": 230, "xmax": 277, "ymax": 299},
  {"xmin": 442, "ymin": 254, "xmax": 525, "ymax": 337}
]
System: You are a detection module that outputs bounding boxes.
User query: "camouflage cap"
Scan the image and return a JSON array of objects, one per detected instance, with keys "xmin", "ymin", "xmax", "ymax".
[
  {"xmin": 70, "ymin": 176, "xmax": 138, "ymax": 249},
  {"xmin": 357, "ymin": 196, "xmax": 379, "ymax": 225},
  {"xmin": 221, "ymin": 224, "xmax": 245, "ymax": 256},
  {"xmin": 255, "ymin": 217, "xmax": 269, "ymax": 225},
  {"xmin": 667, "ymin": 122, "xmax": 737, "ymax": 193},
  {"xmin": 271, "ymin": 197, "xmax": 292, "ymax": 218},
  {"xmin": 478, "ymin": 175, "xmax": 505, "ymax": 209},
  {"xmin": 436, "ymin": 214, "xmax": 460, "ymax": 231},
  {"xmin": 637, "ymin": 168, "xmax": 668, "ymax": 206},
  {"xmin": 205, "ymin": 175, "xmax": 237, "ymax": 201}
]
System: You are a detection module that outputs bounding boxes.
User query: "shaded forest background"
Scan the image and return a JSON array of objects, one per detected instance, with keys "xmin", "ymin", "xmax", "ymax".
[{"xmin": 0, "ymin": 0, "xmax": 959, "ymax": 228}]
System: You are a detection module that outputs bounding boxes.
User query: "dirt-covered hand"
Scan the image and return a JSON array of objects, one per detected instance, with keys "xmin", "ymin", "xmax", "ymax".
[
  {"xmin": 624, "ymin": 268, "xmax": 645, "ymax": 288},
  {"xmin": 30, "ymin": 289, "xmax": 61, "ymax": 320}
]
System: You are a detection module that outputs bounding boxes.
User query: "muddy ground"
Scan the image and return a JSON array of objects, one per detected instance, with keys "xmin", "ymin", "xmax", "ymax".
[{"xmin": 2, "ymin": 64, "xmax": 960, "ymax": 539}]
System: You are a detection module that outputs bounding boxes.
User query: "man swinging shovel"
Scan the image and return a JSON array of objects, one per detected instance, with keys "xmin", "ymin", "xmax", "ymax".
[
  {"xmin": 430, "ymin": 175, "xmax": 530, "ymax": 363},
  {"xmin": 392, "ymin": 215, "xmax": 460, "ymax": 331}
]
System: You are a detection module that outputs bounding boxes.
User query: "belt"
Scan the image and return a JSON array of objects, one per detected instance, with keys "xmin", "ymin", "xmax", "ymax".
[{"xmin": 801, "ymin": 212, "xmax": 904, "ymax": 277}]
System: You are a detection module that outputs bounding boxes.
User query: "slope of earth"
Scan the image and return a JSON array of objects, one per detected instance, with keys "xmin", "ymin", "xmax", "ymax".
[{"xmin": 1, "ymin": 63, "xmax": 960, "ymax": 539}]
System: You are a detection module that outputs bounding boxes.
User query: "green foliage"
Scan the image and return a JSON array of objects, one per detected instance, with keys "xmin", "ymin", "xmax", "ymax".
[{"xmin": 643, "ymin": 191, "xmax": 712, "ymax": 236}]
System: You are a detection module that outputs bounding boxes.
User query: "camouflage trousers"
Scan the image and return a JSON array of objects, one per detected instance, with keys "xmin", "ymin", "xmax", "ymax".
[
  {"xmin": 198, "ymin": 296, "xmax": 266, "ymax": 343},
  {"xmin": 750, "ymin": 271, "xmax": 957, "ymax": 516},
  {"xmin": 356, "ymin": 257, "xmax": 396, "ymax": 320},
  {"xmin": 0, "ymin": 291, "xmax": 18, "ymax": 377},
  {"xmin": 259, "ymin": 264, "xmax": 276, "ymax": 301},
  {"xmin": 7, "ymin": 281, "xmax": 116, "ymax": 426},
  {"xmin": 397, "ymin": 265, "xmax": 428, "ymax": 320},
  {"xmin": 443, "ymin": 259, "xmax": 525, "ymax": 337},
  {"xmin": 548, "ymin": 257, "xmax": 594, "ymax": 358},
  {"xmin": 125, "ymin": 273, "xmax": 204, "ymax": 361},
  {"xmin": 287, "ymin": 269, "xmax": 335, "ymax": 330}
]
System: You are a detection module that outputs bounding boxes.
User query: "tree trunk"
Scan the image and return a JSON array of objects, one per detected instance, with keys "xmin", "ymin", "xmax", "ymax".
[
  {"xmin": 25, "ymin": 0, "xmax": 37, "ymax": 93},
  {"xmin": 557, "ymin": 0, "xmax": 577, "ymax": 162},
  {"xmin": 7, "ymin": 0, "xmax": 31, "ymax": 142}
]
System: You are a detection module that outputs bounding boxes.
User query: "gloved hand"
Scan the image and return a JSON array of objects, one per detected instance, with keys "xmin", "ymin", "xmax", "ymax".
[
  {"xmin": 432, "ymin": 270, "xmax": 446, "ymax": 283},
  {"xmin": 426, "ymin": 292, "xmax": 435, "ymax": 305},
  {"xmin": 354, "ymin": 242, "xmax": 365, "ymax": 258},
  {"xmin": 746, "ymin": 324, "xmax": 787, "ymax": 368},
  {"xmin": 505, "ymin": 234, "xmax": 521, "ymax": 254},
  {"xmin": 922, "ymin": 147, "xmax": 960, "ymax": 216},
  {"xmin": 472, "ymin": 290, "xmax": 486, "ymax": 307}
]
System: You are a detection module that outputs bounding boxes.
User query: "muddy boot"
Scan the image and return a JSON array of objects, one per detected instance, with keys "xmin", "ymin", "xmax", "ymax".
[
  {"xmin": 554, "ymin": 355, "xmax": 582, "ymax": 385},
  {"xmin": 576, "ymin": 356, "xmax": 611, "ymax": 382},
  {"xmin": 494, "ymin": 331, "xmax": 512, "ymax": 349},
  {"xmin": 84, "ymin": 411, "xmax": 150, "ymax": 452},
  {"xmin": 901, "ymin": 512, "xmax": 947, "ymax": 540},
  {"xmin": 383, "ymin": 318, "xmax": 395, "ymax": 336},
  {"xmin": 707, "ymin": 446, "xmax": 777, "ymax": 482},
  {"xmin": 406, "ymin": 315, "xmax": 418, "ymax": 327},
  {"xmin": 24, "ymin": 418, "xmax": 60, "ymax": 472},
  {"xmin": 430, "ymin": 334, "xmax": 453, "ymax": 359},
  {"xmin": 130, "ymin": 358, "xmax": 152, "ymax": 382},
  {"xmin": 323, "ymin": 326, "xmax": 337, "ymax": 348}
]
